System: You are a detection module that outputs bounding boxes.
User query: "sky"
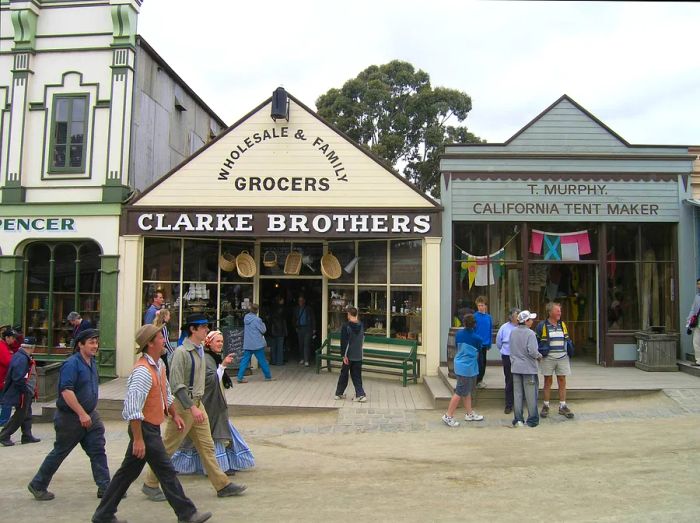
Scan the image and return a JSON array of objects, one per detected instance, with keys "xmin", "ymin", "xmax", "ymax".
[{"xmin": 138, "ymin": 0, "xmax": 700, "ymax": 146}]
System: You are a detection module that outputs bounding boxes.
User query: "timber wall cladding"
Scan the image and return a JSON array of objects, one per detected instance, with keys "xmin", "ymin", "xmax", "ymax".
[{"xmin": 135, "ymin": 100, "xmax": 432, "ymax": 209}]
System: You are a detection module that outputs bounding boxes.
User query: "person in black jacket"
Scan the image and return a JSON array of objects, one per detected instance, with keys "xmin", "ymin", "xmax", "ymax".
[
  {"xmin": 0, "ymin": 337, "xmax": 40, "ymax": 446},
  {"xmin": 334, "ymin": 307, "xmax": 366, "ymax": 402}
]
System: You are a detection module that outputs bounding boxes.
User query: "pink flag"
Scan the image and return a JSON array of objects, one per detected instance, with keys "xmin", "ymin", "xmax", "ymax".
[
  {"xmin": 560, "ymin": 230, "xmax": 591, "ymax": 255},
  {"xmin": 529, "ymin": 230, "xmax": 544, "ymax": 254}
]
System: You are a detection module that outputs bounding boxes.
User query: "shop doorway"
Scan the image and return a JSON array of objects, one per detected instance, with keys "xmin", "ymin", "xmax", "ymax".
[
  {"xmin": 528, "ymin": 263, "xmax": 599, "ymax": 363},
  {"xmin": 259, "ymin": 279, "xmax": 322, "ymax": 365}
]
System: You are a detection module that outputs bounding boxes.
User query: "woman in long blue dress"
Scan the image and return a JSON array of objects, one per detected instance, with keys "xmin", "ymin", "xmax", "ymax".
[{"xmin": 171, "ymin": 330, "xmax": 254, "ymax": 474}]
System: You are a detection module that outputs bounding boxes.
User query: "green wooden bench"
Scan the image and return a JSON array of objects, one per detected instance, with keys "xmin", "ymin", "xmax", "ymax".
[{"xmin": 315, "ymin": 332, "xmax": 419, "ymax": 387}]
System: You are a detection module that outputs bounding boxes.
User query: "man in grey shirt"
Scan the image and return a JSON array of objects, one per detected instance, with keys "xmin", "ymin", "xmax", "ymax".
[{"xmin": 509, "ymin": 311, "xmax": 542, "ymax": 428}]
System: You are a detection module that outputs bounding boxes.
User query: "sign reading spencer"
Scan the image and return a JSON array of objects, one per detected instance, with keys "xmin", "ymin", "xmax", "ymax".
[
  {"xmin": 124, "ymin": 210, "xmax": 438, "ymax": 238},
  {"xmin": 0, "ymin": 217, "xmax": 76, "ymax": 232}
]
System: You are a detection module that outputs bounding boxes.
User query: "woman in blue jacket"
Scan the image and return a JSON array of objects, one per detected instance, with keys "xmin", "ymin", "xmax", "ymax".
[
  {"xmin": 442, "ymin": 314, "xmax": 485, "ymax": 427},
  {"xmin": 237, "ymin": 304, "xmax": 273, "ymax": 383}
]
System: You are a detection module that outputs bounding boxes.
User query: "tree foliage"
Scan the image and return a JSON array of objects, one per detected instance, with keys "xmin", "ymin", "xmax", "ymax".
[{"xmin": 316, "ymin": 60, "xmax": 482, "ymax": 196}]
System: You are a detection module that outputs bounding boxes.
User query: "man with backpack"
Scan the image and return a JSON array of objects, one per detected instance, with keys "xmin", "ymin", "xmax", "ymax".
[{"xmin": 535, "ymin": 302, "xmax": 575, "ymax": 419}]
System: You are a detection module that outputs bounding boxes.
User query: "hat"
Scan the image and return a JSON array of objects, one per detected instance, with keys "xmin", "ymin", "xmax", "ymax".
[
  {"xmin": 21, "ymin": 336, "xmax": 37, "ymax": 348},
  {"xmin": 135, "ymin": 324, "xmax": 161, "ymax": 352},
  {"xmin": 67, "ymin": 311, "xmax": 81, "ymax": 322},
  {"xmin": 73, "ymin": 328, "xmax": 99, "ymax": 348},
  {"xmin": 2, "ymin": 327, "xmax": 16, "ymax": 339},
  {"xmin": 180, "ymin": 313, "xmax": 209, "ymax": 331},
  {"xmin": 517, "ymin": 310, "xmax": 537, "ymax": 324}
]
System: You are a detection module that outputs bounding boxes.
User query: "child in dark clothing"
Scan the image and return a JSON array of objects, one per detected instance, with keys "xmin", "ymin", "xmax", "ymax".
[{"xmin": 334, "ymin": 307, "xmax": 366, "ymax": 402}]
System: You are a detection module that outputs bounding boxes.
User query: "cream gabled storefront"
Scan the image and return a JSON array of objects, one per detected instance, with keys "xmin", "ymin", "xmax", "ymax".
[{"xmin": 116, "ymin": 90, "xmax": 442, "ymax": 378}]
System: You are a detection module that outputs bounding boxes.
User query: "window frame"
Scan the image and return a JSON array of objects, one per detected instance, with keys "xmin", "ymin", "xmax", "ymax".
[{"xmin": 47, "ymin": 93, "xmax": 90, "ymax": 175}]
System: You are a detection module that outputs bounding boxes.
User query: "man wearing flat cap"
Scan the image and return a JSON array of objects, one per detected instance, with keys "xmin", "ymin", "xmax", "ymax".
[
  {"xmin": 0, "ymin": 337, "xmax": 40, "ymax": 446},
  {"xmin": 28, "ymin": 328, "xmax": 111, "ymax": 501},
  {"xmin": 92, "ymin": 325, "xmax": 212, "ymax": 523},
  {"xmin": 142, "ymin": 313, "xmax": 246, "ymax": 501}
]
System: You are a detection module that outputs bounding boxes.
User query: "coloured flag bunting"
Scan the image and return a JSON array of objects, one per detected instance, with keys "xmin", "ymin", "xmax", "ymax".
[
  {"xmin": 460, "ymin": 249, "xmax": 505, "ymax": 288},
  {"xmin": 529, "ymin": 230, "xmax": 591, "ymax": 261}
]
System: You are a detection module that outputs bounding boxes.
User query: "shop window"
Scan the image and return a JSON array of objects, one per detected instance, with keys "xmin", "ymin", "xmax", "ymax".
[
  {"xmin": 143, "ymin": 238, "xmax": 181, "ymax": 281},
  {"xmin": 641, "ymin": 224, "xmax": 674, "ymax": 262},
  {"xmin": 607, "ymin": 263, "xmax": 640, "ymax": 331},
  {"xmin": 328, "ymin": 285, "xmax": 354, "ymax": 332},
  {"xmin": 260, "ymin": 242, "xmax": 323, "ymax": 277},
  {"xmin": 358, "ymin": 241, "xmax": 387, "ymax": 284},
  {"xmin": 183, "ymin": 239, "xmax": 218, "ymax": 282},
  {"xmin": 221, "ymin": 241, "xmax": 255, "ymax": 283},
  {"xmin": 219, "ymin": 284, "xmax": 254, "ymax": 328},
  {"xmin": 358, "ymin": 286, "xmax": 387, "ymax": 335},
  {"xmin": 24, "ymin": 241, "xmax": 101, "ymax": 352},
  {"xmin": 527, "ymin": 222, "xmax": 597, "ymax": 260},
  {"xmin": 390, "ymin": 240, "xmax": 422, "ymax": 284},
  {"xmin": 390, "ymin": 287, "xmax": 422, "ymax": 343},
  {"xmin": 607, "ymin": 223, "xmax": 637, "ymax": 262},
  {"xmin": 142, "ymin": 283, "xmax": 181, "ymax": 342},
  {"xmin": 49, "ymin": 94, "xmax": 88, "ymax": 173},
  {"xmin": 327, "ymin": 241, "xmax": 356, "ymax": 284}
]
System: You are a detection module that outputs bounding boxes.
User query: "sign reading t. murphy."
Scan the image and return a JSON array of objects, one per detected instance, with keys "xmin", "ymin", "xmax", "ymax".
[{"xmin": 123, "ymin": 208, "xmax": 440, "ymax": 238}]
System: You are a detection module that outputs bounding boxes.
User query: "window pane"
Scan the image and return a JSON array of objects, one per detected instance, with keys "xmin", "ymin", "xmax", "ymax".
[
  {"xmin": 221, "ymin": 241, "xmax": 254, "ymax": 283},
  {"xmin": 489, "ymin": 223, "xmax": 521, "ymax": 261},
  {"xmin": 53, "ymin": 145, "xmax": 66, "ymax": 167},
  {"xmin": 71, "ymin": 97, "xmax": 86, "ymax": 121},
  {"xmin": 143, "ymin": 283, "xmax": 181, "ymax": 329},
  {"xmin": 220, "ymin": 284, "xmax": 254, "ymax": 328},
  {"xmin": 328, "ymin": 285, "xmax": 354, "ymax": 332},
  {"xmin": 528, "ymin": 223, "xmax": 598, "ymax": 260},
  {"xmin": 70, "ymin": 121, "xmax": 84, "ymax": 144},
  {"xmin": 144, "ymin": 238, "xmax": 181, "ymax": 281},
  {"xmin": 78, "ymin": 242, "xmax": 101, "ymax": 294},
  {"xmin": 183, "ymin": 240, "xmax": 218, "ymax": 282},
  {"xmin": 69, "ymin": 145, "xmax": 83, "ymax": 167},
  {"xmin": 358, "ymin": 241, "xmax": 387, "ymax": 284},
  {"xmin": 640, "ymin": 262, "xmax": 676, "ymax": 330},
  {"xmin": 390, "ymin": 239, "xmax": 421, "ymax": 284},
  {"xmin": 54, "ymin": 244, "xmax": 76, "ymax": 292},
  {"xmin": 327, "ymin": 242, "xmax": 355, "ymax": 284},
  {"xmin": 26, "ymin": 243, "xmax": 51, "ymax": 291},
  {"xmin": 181, "ymin": 282, "xmax": 217, "ymax": 322},
  {"xmin": 453, "ymin": 222, "xmax": 487, "ymax": 259},
  {"xmin": 641, "ymin": 224, "xmax": 674, "ymax": 262},
  {"xmin": 607, "ymin": 263, "xmax": 639, "ymax": 330},
  {"xmin": 390, "ymin": 286, "xmax": 421, "ymax": 342},
  {"xmin": 358, "ymin": 286, "xmax": 387, "ymax": 336},
  {"xmin": 55, "ymin": 98, "xmax": 69, "ymax": 122},
  {"xmin": 55, "ymin": 121, "xmax": 68, "ymax": 144},
  {"xmin": 607, "ymin": 223, "xmax": 637, "ymax": 261}
]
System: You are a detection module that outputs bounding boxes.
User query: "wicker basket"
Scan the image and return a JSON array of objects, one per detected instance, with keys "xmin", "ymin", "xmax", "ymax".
[
  {"xmin": 236, "ymin": 250, "xmax": 256, "ymax": 278},
  {"xmin": 321, "ymin": 252, "xmax": 342, "ymax": 279},
  {"xmin": 219, "ymin": 252, "xmax": 236, "ymax": 272},
  {"xmin": 262, "ymin": 251, "xmax": 278, "ymax": 268},
  {"xmin": 283, "ymin": 250, "xmax": 302, "ymax": 275}
]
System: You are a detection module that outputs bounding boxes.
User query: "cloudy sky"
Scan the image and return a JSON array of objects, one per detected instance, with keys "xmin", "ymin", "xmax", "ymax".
[{"xmin": 139, "ymin": 1, "xmax": 699, "ymax": 146}]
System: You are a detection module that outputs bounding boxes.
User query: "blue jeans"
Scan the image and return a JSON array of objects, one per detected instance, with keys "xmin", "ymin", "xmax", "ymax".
[
  {"xmin": 30, "ymin": 409, "xmax": 110, "ymax": 491},
  {"xmin": 237, "ymin": 348, "xmax": 272, "ymax": 381},
  {"xmin": 513, "ymin": 373, "xmax": 539, "ymax": 427},
  {"xmin": 269, "ymin": 336, "xmax": 285, "ymax": 365}
]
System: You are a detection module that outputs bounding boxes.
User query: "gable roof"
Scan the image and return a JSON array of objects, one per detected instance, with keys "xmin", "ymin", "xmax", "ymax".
[{"xmin": 130, "ymin": 91, "xmax": 439, "ymax": 209}]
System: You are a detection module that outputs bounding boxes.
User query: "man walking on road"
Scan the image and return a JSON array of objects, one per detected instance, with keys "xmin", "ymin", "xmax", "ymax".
[
  {"xmin": 535, "ymin": 302, "xmax": 575, "ymax": 419},
  {"xmin": 92, "ymin": 325, "xmax": 212, "ymax": 523},
  {"xmin": 29, "ymin": 329, "xmax": 111, "ymax": 500},
  {"xmin": 141, "ymin": 314, "xmax": 246, "ymax": 501}
]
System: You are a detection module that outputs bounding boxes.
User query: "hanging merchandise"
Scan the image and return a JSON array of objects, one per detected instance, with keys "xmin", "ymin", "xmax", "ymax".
[
  {"xmin": 530, "ymin": 229, "xmax": 591, "ymax": 260},
  {"xmin": 459, "ymin": 248, "xmax": 505, "ymax": 288}
]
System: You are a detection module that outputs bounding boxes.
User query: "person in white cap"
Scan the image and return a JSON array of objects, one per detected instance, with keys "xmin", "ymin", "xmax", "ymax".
[{"xmin": 509, "ymin": 311, "xmax": 542, "ymax": 428}]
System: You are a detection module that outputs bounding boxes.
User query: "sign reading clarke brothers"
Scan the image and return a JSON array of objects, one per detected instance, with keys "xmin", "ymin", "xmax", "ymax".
[{"xmin": 217, "ymin": 126, "xmax": 347, "ymax": 191}]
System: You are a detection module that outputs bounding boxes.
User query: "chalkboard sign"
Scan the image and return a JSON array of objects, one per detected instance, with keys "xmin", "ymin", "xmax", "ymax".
[{"xmin": 222, "ymin": 327, "xmax": 244, "ymax": 369}]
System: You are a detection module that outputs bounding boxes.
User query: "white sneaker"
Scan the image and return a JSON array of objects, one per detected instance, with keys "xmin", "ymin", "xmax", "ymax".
[
  {"xmin": 304, "ymin": 362, "xmax": 310, "ymax": 367},
  {"xmin": 513, "ymin": 421, "xmax": 525, "ymax": 428},
  {"xmin": 442, "ymin": 414, "xmax": 459, "ymax": 427},
  {"xmin": 465, "ymin": 412, "xmax": 484, "ymax": 421},
  {"xmin": 476, "ymin": 382, "xmax": 487, "ymax": 389},
  {"xmin": 334, "ymin": 394, "xmax": 346, "ymax": 400},
  {"xmin": 298, "ymin": 360, "xmax": 305, "ymax": 365},
  {"xmin": 353, "ymin": 395, "xmax": 367, "ymax": 403}
]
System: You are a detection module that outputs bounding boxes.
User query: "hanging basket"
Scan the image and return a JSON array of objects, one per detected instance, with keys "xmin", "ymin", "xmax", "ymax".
[
  {"xmin": 284, "ymin": 250, "xmax": 302, "ymax": 275},
  {"xmin": 262, "ymin": 250, "xmax": 278, "ymax": 268},
  {"xmin": 236, "ymin": 250, "xmax": 256, "ymax": 278},
  {"xmin": 321, "ymin": 252, "xmax": 342, "ymax": 280},
  {"xmin": 219, "ymin": 252, "xmax": 236, "ymax": 272}
]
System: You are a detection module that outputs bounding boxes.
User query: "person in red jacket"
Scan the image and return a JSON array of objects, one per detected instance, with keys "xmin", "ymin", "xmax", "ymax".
[{"xmin": 0, "ymin": 328, "xmax": 16, "ymax": 427}]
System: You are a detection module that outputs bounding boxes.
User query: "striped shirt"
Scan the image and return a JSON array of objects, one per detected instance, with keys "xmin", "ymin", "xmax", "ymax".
[
  {"xmin": 122, "ymin": 354, "xmax": 174, "ymax": 421},
  {"xmin": 545, "ymin": 321, "xmax": 567, "ymax": 358},
  {"xmin": 161, "ymin": 325, "xmax": 174, "ymax": 355}
]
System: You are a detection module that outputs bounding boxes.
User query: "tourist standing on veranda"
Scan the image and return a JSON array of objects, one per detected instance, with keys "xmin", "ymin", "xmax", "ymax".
[
  {"xmin": 441, "ymin": 314, "xmax": 484, "ymax": 427},
  {"xmin": 474, "ymin": 296, "xmax": 493, "ymax": 389},
  {"xmin": 172, "ymin": 330, "xmax": 254, "ymax": 475},
  {"xmin": 28, "ymin": 329, "xmax": 111, "ymax": 501},
  {"xmin": 496, "ymin": 308, "xmax": 520, "ymax": 414},
  {"xmin": 294, "ymin": 296, "xmax": 316, "ymax": 367},
  {"xmin": 535, "ymin": 302, "xmax": 575, "ymax": 419},
  {"xmin": 141, "ymin": 313, "xmax": 246, "ymax": 502},
  {"xmin": 334, "ymin": 307, "xmax": 367, "ymax": 403},
  {"xmin": 92, "ymin": 325, "xmax": 212, "ymax": 523},
  {"xmin": 509, "ymin": 311, "xmax": 542, "ymax": 428},
  {"xmin": 685, "ymin": 277, "xmax": 700, "ymax": 366}
]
